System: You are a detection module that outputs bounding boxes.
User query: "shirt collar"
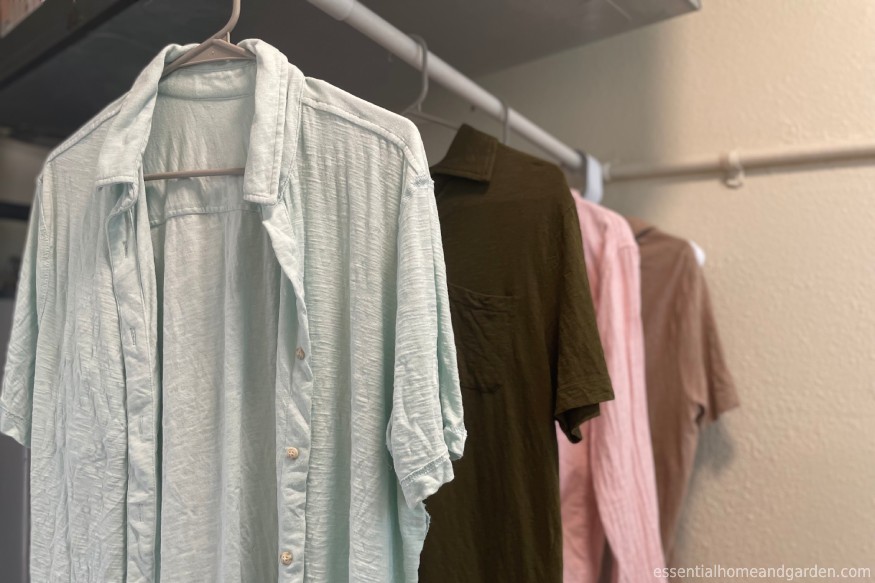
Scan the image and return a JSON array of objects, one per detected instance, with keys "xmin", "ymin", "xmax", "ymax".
[
  {"xmin": 627, "ymin": 217, "xmax": 656, "ymax": 240},
  {"xmin": 95, "ymin": 39, "xmax": 303, "ymax": 205},
  {"xmin": 430, "ymin": 124, "xmax": 499, "ymax": 182}
]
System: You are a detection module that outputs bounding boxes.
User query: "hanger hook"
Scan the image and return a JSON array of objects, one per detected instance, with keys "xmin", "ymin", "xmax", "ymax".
[
  {"xmin": 214, "ymin": 0, "xmax": 242, "ymax": 42},
  {"xmin": 499, "ymin": 100, "xmax": 511, "ymax": 145},
  {"xmin": 403, "ymin": 34, "xmax": 430, "ymax": 114}
]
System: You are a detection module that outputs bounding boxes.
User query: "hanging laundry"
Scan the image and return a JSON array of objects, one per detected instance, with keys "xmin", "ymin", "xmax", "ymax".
[
  {"xmin": 0, "ymin": 40, "xmax": 465, "ymax": 583},
  {"xmin": 419, "ymin": 124, "xmax": 614, "ymax": 583},
  {"xmin": 627, "ymin": 218, "xmax": 739, "ymax": 564},
  {"xmin": 560, "ymin": 195, "xmax": 666, "ymax": 583}
]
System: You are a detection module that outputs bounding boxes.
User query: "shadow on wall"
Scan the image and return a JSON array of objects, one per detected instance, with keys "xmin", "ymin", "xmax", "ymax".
[{"xmin": 674, "ymin": 422, "xmax": 736, "ymax": 555}]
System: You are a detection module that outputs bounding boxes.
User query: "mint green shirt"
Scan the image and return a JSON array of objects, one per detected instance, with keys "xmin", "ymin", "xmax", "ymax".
[{"xmin": 0, "ymin": 39, "xmax": 465, "ymax": 582}]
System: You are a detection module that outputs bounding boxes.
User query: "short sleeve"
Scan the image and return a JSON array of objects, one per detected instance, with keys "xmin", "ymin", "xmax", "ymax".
[
  {"xmin": 387, "ymin": 169, "xmax": 466, "ymax": 510},
  {"xmin": 692, "ymin": 270, "xmax": 739, "ymax": 426},
  {"xmin": 0, "ymin": 176, "xmax": 46, "ymax": 447},
  {"xmin": 428, "ymin": 186, "xmax": 467, "ymax": 461},
  {"xmin": 553, "ymin": 198, "xmax": 614, "ymax": 443}
]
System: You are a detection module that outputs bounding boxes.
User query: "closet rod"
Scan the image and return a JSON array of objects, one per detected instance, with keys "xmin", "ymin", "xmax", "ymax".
[
  {"xmin": 306, "ymin": 0, "xmax": 585, "ymax": 172},
  {"xmin": 605, "ymin": 142, "xmax": 875, "ymax": 184}
]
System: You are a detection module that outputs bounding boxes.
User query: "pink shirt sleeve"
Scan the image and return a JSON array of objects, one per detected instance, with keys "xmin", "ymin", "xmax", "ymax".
[
  {"xmin": 589, "ymin": 244, "xmax": 665, "ymax": 583},
  {"xmin": 560, "ymin": 197, "xmax": 665, "ymax": 583}
]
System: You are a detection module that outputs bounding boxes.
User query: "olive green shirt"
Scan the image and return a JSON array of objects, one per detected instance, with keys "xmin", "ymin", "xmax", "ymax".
[{"xmin": 419, "ymin": 125, "xmax": 614, "ymax": 583}]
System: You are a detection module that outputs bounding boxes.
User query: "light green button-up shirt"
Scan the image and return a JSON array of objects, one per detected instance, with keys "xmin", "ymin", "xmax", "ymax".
[{"xmin": 0, "ymin": 39, "xmax": 465, "ymax": 582}]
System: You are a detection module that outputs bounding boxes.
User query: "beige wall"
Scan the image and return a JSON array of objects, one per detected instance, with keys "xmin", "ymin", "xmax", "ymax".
[{"xmin": 419, "ymin": 0, "xmax": 875, "ymax": 579}]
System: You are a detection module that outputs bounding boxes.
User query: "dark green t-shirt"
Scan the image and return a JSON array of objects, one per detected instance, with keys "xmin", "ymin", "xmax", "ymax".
[{"xmin": 419, "ymin": 124, "xmax": 614, "ymax": 583}]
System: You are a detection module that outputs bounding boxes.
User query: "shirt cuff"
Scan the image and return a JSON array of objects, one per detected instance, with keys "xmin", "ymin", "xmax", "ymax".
[
  {"xmin": 555, "ymin": 373, "xmax": 615, "ymax": 443},
  {"xmin": 444, "ymin": 425, "xmax": 467, "ymax": 461},
  {"xmin": 399, "ymin": 452, "xmax": 454, "ymax": 509}
]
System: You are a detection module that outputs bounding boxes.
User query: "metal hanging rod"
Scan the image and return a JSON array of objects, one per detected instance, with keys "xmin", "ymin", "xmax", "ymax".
[
  {"xmin": 605, "ymin": 142, "xmax": 875, "ymax": 187},
  {"xmin": 307, "ymin": 0, "xmax": 875, "ymax": 189},
  {"xmin": 306, "ymin": 0, "xmax": 585, "ymax": 172}
]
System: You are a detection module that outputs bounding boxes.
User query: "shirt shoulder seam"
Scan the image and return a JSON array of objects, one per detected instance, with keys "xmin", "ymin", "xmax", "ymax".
[
  {"xmin": 300, "ymin": 95, "xmax": 427, "ymax": 176},
  {"xmin": 44, "ymin": 97, "xmax": 126, "ymax": 164}
]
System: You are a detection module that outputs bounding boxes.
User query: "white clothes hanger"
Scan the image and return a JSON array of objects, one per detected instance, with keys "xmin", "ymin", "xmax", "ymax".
[
  {"xmin": 689, "ymin": 240, "xmax": 707, "ymax": 266},
  {"xmin": 581, "ymin": 154, "xmax": 604, "ymax": 204},
  {"xmin": 401, "ymin": 35, "xmax": 460, "ymax": 132},
  {"xmin": 566, "ymin": 150, "xmax": 604, "ymax": 204},
  {"xmin": 144, "ymin": 0, "xmax": 254, "ymax": 182}
]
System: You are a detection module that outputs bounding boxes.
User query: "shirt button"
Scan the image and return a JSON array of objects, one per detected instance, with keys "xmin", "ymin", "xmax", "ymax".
[
  {"xmin": 286, "ymin": 447, "xmax": 300, "ymax": 460},
  {"xmin": 280, "ymin": 550, "xmax": 293, "ymax": 566},
  {"xmin": 296, "ymin": 347, "xmax": 306, "ymax": 360}
]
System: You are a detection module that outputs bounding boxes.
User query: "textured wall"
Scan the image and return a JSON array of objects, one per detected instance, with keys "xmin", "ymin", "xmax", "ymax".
[{"xmin": 419, "ymin": 1, "xmax": 875, "ymax": 580}]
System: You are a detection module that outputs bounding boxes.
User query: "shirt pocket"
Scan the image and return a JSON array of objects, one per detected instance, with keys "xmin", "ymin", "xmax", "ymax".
[{"xmin": 448, "ymin": 283, "xmax": 517, "ymax": 394}]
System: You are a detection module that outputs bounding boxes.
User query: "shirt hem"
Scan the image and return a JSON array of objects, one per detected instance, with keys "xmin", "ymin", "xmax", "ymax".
[
  {"xmin": 0, "ymin": 404, "xmax": 29, "ymax": 447},
  {"xmin": 555, "ymin": 374, "xmax": 615, "ymax": 443},
  {"xmin": 443, "ymin": 425, "xmax": 467, "ymax": 461},
  {"xmin": 399, "ymin": 451, "xmax": 454, "ymax": 509},
  {"xmin": 555, "ymin": 373, "xmax": 615, "ymax": 414}
]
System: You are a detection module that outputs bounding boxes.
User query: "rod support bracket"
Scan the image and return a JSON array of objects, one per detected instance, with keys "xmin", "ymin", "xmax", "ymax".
[{"xmin": 720, "ymin": 150, "xmax": 745, "ymax": 189}]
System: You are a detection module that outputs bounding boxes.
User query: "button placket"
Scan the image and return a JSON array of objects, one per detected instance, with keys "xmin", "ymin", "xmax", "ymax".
[
  {"xmin": 105, "ymin": 188, "xmax": 159, "ymax": 582},
  {"xmin": 274, "ymin": 313, "xmax": 315, "ymax": 580},
  {"xmin": 285, "ymin": 332, "xmax": 314, "ymax": 577},
  {"xmin": 262, "ymin": 194, "xmax": 314, "ymax": 581}
]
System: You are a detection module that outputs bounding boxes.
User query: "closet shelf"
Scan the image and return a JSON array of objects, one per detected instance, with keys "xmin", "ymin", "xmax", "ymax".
[{"xmin": 0, "ymin": 0, "xmax": 699, "ymax": 142}]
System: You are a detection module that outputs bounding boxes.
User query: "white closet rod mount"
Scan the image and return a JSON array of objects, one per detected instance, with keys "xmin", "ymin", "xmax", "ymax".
[
  {"xmin": 605, "ymin": 142, "xmax": 875, "ymax": 186},
  {"xmin": 306, "ymin": 0, "xmax": 585, "ymax": 172}
]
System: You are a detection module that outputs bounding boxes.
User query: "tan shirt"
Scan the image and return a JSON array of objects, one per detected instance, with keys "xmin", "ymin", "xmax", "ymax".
[{"xmin": 628, "ymin": 219, "xmax": 739, "ymax": 563}]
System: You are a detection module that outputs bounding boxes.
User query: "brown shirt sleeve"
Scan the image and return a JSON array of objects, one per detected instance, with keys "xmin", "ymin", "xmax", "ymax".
[
  {"xmin": 695, "ymin": 271, "xmax": 739, "ymax": 425},
  {"xmin": 676, "ymin": 252, "xmax": 739, "ymax": 427},
  {"xmin": 553, "ymin": 197, "xmax": 614, "ymax": 442}
]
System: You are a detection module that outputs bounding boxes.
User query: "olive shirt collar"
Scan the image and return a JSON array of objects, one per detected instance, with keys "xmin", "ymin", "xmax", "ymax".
[{"xmin": 430, "ymin": 124, "xmax": 499, "ymax": 183}]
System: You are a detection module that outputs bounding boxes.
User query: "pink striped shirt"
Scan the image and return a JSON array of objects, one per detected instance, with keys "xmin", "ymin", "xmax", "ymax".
[{"xmin": 559, "ymin": 194, "xmax": 665, "ymax": 583}]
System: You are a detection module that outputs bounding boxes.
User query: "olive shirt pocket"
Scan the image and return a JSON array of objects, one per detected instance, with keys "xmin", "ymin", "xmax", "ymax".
[{"xmin": 447, "ymin": 283, "xmax": 517, "ymax": 393}]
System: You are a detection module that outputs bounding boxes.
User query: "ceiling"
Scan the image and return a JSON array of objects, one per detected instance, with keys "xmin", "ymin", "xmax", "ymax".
[{"xmin": 0, "ymin": 0, "xmax": 698, "ymax": 141}]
